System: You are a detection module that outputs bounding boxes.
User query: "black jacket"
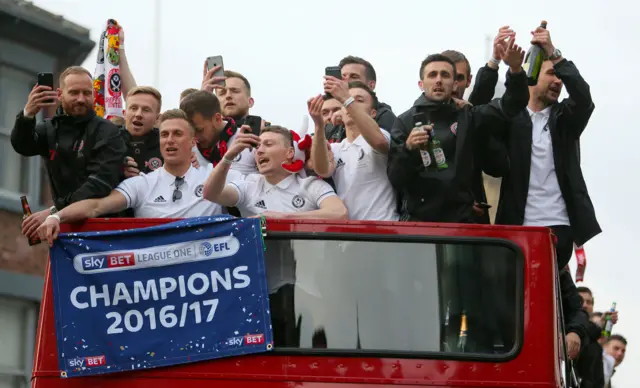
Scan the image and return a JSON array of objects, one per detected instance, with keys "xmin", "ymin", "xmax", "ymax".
[
  {"xmin": 467, "ymin": 65, "xmax": 511, "ymax": 224},
  {"xmin": 495, "ymin": 59, "xmax": 600, "ymax": 246},
  {"xmin": 387, "ymin": 69, "xmax": 528, "ymax": 223},
  {"xmin": 11, "ymin": 109, "xmax": 126, "ymax": 210},
  {"xmin": 121, "ymin": 127, "xmax": 163, "ymax": 176}
]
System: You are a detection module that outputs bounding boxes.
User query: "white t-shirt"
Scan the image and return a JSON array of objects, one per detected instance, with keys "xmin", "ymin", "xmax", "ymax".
[
  {"xmin": 115, "ymin": 164, "xmax": 239, "ymax": 218},
  {"xmin": 229, "ymin": 174, "xmax": 336, "ymax": 218},
  {"xmin": 330, "ymin": 129, "xmax": 399, "ymax": 221},
  {"xmin": 523, "ymin": 107, "xmax": 570, "ymax": 226},
  {"xmin": 192, "ymin": 127, "xmax": 258, "ymax": 177},
  {"xmin": 228, "ymin": 173, "xmax": 338, "ymax": 294}
]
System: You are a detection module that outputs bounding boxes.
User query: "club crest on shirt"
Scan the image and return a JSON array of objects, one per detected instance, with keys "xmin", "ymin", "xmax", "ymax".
[
  {"xmin": 194, "ymin": 184, "xmax": 204, "ymax": 197},
  {"xmin": 357, "ymin": 148, "xmax": 365, "ymax": 161},
  {"xmin": 450, "ymin": 122, "xmax": 458, "ymax": 136},
  {"xmin": 291, "ymin": 195, "xmax": 305, "ymax": 209},
  {"xmin": 145, "ymin": 157, "xmax": 163, "ymax": 170},
  {"xmin": 233, "ymin": 153, "xmax": 242, "ymax": 162}
]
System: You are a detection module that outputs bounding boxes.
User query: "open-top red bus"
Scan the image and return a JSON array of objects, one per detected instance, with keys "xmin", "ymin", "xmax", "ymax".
[{"xmin": 32, "ymin": 218, "xmax": 574, "ymax": 387}]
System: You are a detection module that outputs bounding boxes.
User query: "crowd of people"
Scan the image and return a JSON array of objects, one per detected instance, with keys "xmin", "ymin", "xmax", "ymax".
[{"xmin": 10, "ymin": 20, "xmax": 626, "ymax": 387}]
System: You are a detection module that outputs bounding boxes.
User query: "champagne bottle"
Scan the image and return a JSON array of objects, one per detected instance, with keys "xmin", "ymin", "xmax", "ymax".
[
  {"xmin": 602, "ymin": 302, "xmax": 617, "ymax": 338},
  {"xmin": 429, "ymin": 127, "xmax": 448, "ymax": 170},
  {"xmin": 523, "ymin": 20, "xmax": 548, "ymax": 86},
  {"xmin": 457, "ymin": 311, "xmax": 468, "ymax": 352},
  {"xmin": 20, "ymin": 196, "xmax": 41, "ymax": 246}
]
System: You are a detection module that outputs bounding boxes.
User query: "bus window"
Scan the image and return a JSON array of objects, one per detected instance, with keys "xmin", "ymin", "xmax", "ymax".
[{"xmin": 263, "ymin": 237, "xmax": 522, "ymax": 358}]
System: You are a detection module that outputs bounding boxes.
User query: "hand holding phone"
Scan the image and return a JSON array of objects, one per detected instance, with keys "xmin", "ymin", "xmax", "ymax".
[
  {"xmin": 24, "ymin": 73, "xmax": 58, "ymax": 117},
  {"xmin": 202, "ymin": 56, "xmax": 225, "ymax": 91}
]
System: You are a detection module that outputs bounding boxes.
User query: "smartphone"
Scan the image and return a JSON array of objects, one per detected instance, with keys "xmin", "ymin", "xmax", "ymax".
[
  {"xmin": 325, "ymin": 66, "xmax": 341, "ymax": 79},
  {"xmin": 412, "ymin": 112, "xmax": 427, "ymax": 127},
  {"xmin": 205, "ymin": 55, "xmax": 225, "ymax": 87},
  {"xmin": 37, "ymin": 72, "xmax": 54, "ymax": 103},
  {"xmin": 476, "ymin": 202, "xmax": 492, "ymax": 209}
]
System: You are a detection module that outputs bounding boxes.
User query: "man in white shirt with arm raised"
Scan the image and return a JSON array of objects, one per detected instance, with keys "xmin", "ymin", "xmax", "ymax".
[
  {"xmin": 203, "ymin": 125, "xmax": 347, "ymax": 220},
  {"xmin": 310, "ymin": 80, "xmax": 399, "ymax": 221},
  {"xmin": 37, "ymin": 109, "xmax": 235, "ymax": 245}
]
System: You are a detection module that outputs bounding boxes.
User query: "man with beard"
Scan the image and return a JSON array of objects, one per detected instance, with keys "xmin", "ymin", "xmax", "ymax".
[
  {"xmin": 13, "ymin": 66, "xmax": 126, "ymax": 240},
  {"xmin": 180, "ymin": 90, "xmax": 258, "ymax": 176},
  {"xmin": 35, "ymin": 109, "xmax": 231, "ymax": 246},
  {"xmin": 201, "ymin": 66, "xmax": 269, "ymax": 134},
  {"xmin": 494, "ymin": 25, "xmax": 600, "ymax": 271},
  {"xmin": 388, "ymin": 36, "xmax": 528, "ymax": 223}
]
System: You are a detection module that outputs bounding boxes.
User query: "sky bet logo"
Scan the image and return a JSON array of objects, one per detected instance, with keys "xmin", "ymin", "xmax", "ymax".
[
  {"xmin": 67, "ymin": 355, "xmax": 106, "ymax": 369},
  {"xmin": 225, "ymin": 333, "xmax": 265, "ymax": 347},
  {"xmin": 81, "ymin": 252, "xmax": 135, "ymax": 271}
]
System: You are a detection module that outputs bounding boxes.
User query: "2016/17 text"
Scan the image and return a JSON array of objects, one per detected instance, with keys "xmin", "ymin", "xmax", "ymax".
[{"xmin": 105, "ymin": 299, "xmax": 219, "ymax": 334}]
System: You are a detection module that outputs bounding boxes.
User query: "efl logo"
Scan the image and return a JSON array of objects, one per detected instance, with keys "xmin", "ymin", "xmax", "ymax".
[
  {"xmin": 81, "ymin": 253, "xmax": 135, "ymax": 271},
  {"xmin": 67, "ymin": 355, "xmax": 106, "ymax": 369}
]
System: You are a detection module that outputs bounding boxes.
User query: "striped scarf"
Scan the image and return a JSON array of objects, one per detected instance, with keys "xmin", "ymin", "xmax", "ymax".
[{"xmin": 93, "ymin": 19, "xmax": 124, "ymax": 120}]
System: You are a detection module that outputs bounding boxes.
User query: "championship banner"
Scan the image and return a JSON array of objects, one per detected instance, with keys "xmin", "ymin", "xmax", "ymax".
[{"xmin": 49, "ymin": 216, "xmax": 273, "ymax": 378}]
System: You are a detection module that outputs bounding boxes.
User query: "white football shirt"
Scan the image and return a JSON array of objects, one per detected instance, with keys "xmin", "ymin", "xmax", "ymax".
[
  {"xmin": 229, "ymin": 174, "xmax": 336, "ymax": 218},
  {"xmin": 228, "ymin": 173, "xmax": 338, "ymax": 293},
  {"xmin": 330, "ymin": 129, "xmax": 399, "ymax": 221},
  {"xmin": 115, "ymin": 164, "xmax": 239, "ymax": 218}
]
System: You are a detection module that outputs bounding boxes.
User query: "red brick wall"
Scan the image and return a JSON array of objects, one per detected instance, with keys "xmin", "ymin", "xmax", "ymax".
[{"xmin": 0, "ymin": 209, "xmax": 48, "ymax": 277}]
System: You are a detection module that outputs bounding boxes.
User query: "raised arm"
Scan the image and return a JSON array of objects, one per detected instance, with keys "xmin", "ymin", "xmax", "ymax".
[
  {"xmin": 472, "ymin": 38, "xmax": 528, "ymax": 130},
  {"xmin": 532, "ymin": 26, "xmax": 594, "ymax": 137},
  {"xmin": 117, "ymin": 27, "xmax": 137, "ymax": 97},
  {"xmin": 324, "ymin": 77, "xmax": 389, "ymax": 154},
  {"xmin": 308, "ymin": 95, "xmax": 336, "ymax": 178},
  {"xmin": 11, "ymin": 85, "xmax": 59, "ymax": 157},
  {"xmin": 468, "ymin": 26, "xmax": 513, "ymax": 105}
]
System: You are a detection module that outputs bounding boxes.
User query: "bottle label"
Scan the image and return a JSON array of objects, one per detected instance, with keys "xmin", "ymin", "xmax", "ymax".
[
  {"xmin": 433, "ymin": 148, "xmax": 446, "ymax": 166},
  {"xmin": 420, "ymin": 150, "xmax": 432, "ymax": 167}
]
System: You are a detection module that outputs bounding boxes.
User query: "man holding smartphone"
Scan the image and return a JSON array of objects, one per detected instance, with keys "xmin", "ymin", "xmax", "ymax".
[{"xmin": 14, "ymin": 66, "xmax": 126, "ymax": 241}]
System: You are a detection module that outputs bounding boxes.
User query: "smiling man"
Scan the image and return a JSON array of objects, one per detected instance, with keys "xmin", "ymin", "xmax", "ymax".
[
  {"xmin": 36, "ymin": 109, "xmax": 236, "ymax": 246},
  {"xmin": 202, "ymin": 125, "xmax": 347, "ymax": 220}
]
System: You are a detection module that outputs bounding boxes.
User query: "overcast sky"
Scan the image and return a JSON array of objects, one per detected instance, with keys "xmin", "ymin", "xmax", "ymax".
[{"xmin": 34, "ymin": 0, "xmax": 638, "ymax": 385}]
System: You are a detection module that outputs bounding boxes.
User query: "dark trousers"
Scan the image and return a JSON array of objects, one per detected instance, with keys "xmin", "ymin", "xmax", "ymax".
[
  {"xmin": 550, "ymin": 225, "xmax": 573, "ymax": 269},
  {"xmin": 269, "ymin": 284, "xmax": 298, "ymax": 347}
]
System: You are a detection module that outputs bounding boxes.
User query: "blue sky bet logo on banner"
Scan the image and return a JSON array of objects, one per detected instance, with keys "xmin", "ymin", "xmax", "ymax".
[{"xmin": 49, "ymin": 216, "xmax": 272, "ymax": 378}]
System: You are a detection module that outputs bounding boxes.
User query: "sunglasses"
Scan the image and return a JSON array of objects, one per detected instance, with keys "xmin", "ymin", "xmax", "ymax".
[{"xmin": 173, "ymin": 176, "xmax": 185, "ymax": 202}]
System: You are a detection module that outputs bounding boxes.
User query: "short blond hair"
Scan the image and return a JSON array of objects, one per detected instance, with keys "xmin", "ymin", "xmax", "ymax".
[
  {"xmin": 261, "ymin": 125, "xmax": 293, "ymax": 147},
  {"xmin": 127, "ymin": 86, "xmax": 163, "ymax": 111},
  {"xmin": 59, "ymin": 66, "xmax": 92, "ymax": 88},
  {"xmin": 180, "ymin": 88, "xmax": 199, "ymax": 101},
  {"xmin": 158, "ymin": 109, "xmax": 194, "ymax": 133}
]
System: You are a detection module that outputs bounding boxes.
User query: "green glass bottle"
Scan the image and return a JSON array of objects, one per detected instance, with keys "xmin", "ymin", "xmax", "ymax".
[
  {"xmin": 523, "ymin": 20, "xmax": 548, "ymax": 86},
  {"xmin": 429, "ymin": 124, "xmax": 448, "ymax": 170}
]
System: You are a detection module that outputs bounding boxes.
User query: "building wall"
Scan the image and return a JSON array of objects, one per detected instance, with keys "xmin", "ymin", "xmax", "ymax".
[{"xmin": 0, "ymin": 6, "xmax": 92, "ymax": 387}]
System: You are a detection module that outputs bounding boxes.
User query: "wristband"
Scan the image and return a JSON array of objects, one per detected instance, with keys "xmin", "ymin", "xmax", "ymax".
[
  {"xmin": 489, "ymin": 57, "xmax": 500, "ymax": 66},
  {"xmin": 49, "ymin": 206, "xmax": 58, "ymax": 215},
  {"xmin": 119, "ymin": 43, "xmax": 124, "ymax": 50},
  {"xmin": 343, "ymin": 97, "xmax": 355, "ymax": 108},
  {"xmin": 221, "ymin": 156, "xmax": 233, "ymax": 165},
  {"xmin": 46, "ymin": 214, "xmax": 61, "ymax": 223}
]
